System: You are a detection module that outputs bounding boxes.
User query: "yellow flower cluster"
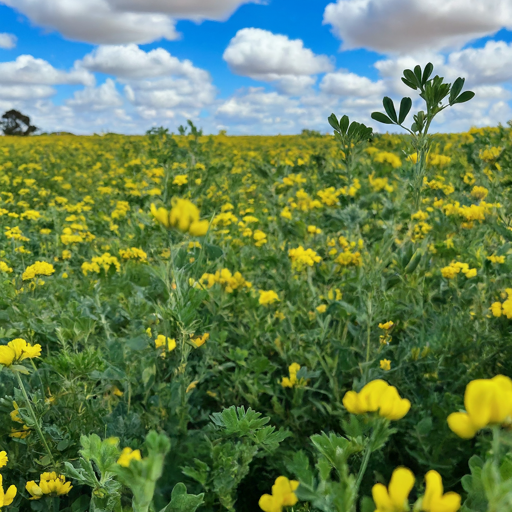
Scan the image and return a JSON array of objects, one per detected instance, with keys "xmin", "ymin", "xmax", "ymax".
[
  {"xmin": 82, "ymin": 253, "xmax": 120, "ymax": 276},
  {"xmin": 470, "ymin": 186, "xmax": 488, "ymax": 200},
  {"xmin": 150, "ymin": 198, "xmax": 209, "ymax": 236},
  {"xmin": 369, "ymin": 172, "xmax": 394, "ymax": 193},
  {"xmin": 259, "ymin": 290, "xmax": 279, "ymax": 306},
  {"xmin": 26, "ymin": 472, "xmax": 72, "ymax": 499},
  {"xmin": 281, "ymin": 363, "xmax": 305, "ymax": 388},
  {"xmin": 0, "ymin": 261, "xmax": 12, "ymax": 273},
  {"xmin": 119, "ymin": 247, "xmax": 148, "ymax": 262},
  {"xmin": 288, "ymin": 246, "xmax": 321, "ymax": 271},
  {"xmin": 490, "ymin": 288, "xmax": 512, "ymax": 318},
  {"xmin": 441, "ymin": 261, "xmax": 477, "ymax": 279},
  {"xmin": 198, "ymin": 269, "xmax": 252, "ymax": 293},
  {"xmin": 117, "ymin": 447, "xmax": 142, "ymax": 467},
  {"xmin": 448, "ymin": 375, "xmax": 512, "ymax": 439},
  {"xmin": 342, "ymin": 379, "xmax": 411, "ymax": 421},
  {"xmin": 373, "ymin": 467, "xmax": 460, "ymax": 512},
  {"xmin": 259, "ymin": 476, "xmax": 299, "ymax": 512},
  {"xmin": 0, "ymin": 338, "xmax": 41, "ymax": 367},
  {"xmin": 22, "ymin": 261, "xmax": 55, "ymax": 281},
  {"xmin": 479, "ymin": 146, "xmax": 502, "ymax": 162},
  {"xmin": 373, "ymin": 150, "xmax": 402, "ymax": 169},
  {"xmin": 154, "ymin": 335, "xmax": 176, "ymax": 357}
]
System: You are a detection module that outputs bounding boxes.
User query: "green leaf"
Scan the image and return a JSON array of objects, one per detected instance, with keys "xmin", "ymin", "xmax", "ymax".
[
  {"xmin": 142, "ymin": 365, "xmax": 156, "ymax": 387},
  {"xmin": 204, "ymin": 243, "xmax": 223, "ymax": 260},
  {"xmin": 413, "ymin": 64, "xmax": 423, "ymax": 85},
  {"xmin": 159, "ymin": 483, "xmax": 204, "ymax": 512},
  {"xmin": 327, "ymin": 114, "xmax": 340, "ymax": 132},
  {"xmin": 403, "ymin": 69, "xmax": 419, "ymax": 88},
  {"xmin": 361, "ymin": 496, "xmax": 375, "ymax": 512},
  {"xmin": 371, "ymin": 112, "xmax": 394, "ymax": 125},
  {"xmin": 339, "ymin": 115, "xmax": 349, "ymax": 135},
  {"xmin": 449, "ymin": 77, "xmax": 465, "ymax": 104},
  {"xmin": 398, "ymin": 97, "xmax": 412, "ymax": 124},
  {"xmin": 127, "ymin": 336, "xmax": 149, "ymax": 351},
  {"xmin": 382, "ymin": 97, "xmax": 398, "ymax": 123},
  {"xmin": 347, "ymin": 121, "xmax": 360, "ymax": 139},
  {"xmin": 452, "ymin": 90, "xmax": 475, "ymax": 104},
  {"xmin": 422, "ymin": 62, "xmax": 434, "ymax": 84},
  {"xmin": 401, "ymin": 77, "xmax": 418, "ymax": 90}
]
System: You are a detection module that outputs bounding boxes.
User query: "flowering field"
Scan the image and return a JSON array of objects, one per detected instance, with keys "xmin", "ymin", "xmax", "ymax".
[{"xmin": 0, "ymin": 120, "xmax": 511, "ymax": 512}]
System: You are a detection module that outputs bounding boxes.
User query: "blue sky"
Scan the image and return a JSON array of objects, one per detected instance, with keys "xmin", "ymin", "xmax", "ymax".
[{"xmin": 0, "ymin": 0, "xmax": 511, "ymax": 135}]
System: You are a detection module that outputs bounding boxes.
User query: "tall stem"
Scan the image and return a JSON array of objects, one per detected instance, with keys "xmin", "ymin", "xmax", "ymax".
[
  {"xmin": 16, "ymin": 371, "xmax": 56, "ymax": 467},
  {"xmin": 355, "ymin": 428, "xmax": 376, "ymax": 491}
]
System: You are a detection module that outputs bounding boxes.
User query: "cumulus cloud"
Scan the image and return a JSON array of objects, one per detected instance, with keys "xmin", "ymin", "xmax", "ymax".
[
  {"xmin": 78, "ymin": 44, "xmax": 202, "ymax": 81},
  {"xmin": 0, "ymin": 0, "xmax": 179, "ymax": 45},
  {"xmin": 0, "ymin": 33, "xmax": 17, "ymax": 49},
  {"xmin": 108, "ymin": 0, "xmax": 259, "ymax": 20},
  {"xmin": 66, "ymin": 79, "xmax": 124, "ymax": 111},
  {"xmin": 0, "ymin": 0, "xmax": 260, "ymax": 45},
  {"xmin": 320, "ymin": 70, "xmax": 386, "ymax": 97},
  {"xmin": 223, "ymin": 28, "xmax": 333, "ymax": 93},
  {"xmin": 0, "ymin": 84, "xmax": 54, "ymax": 100},
  {"xmin": 323, "ymin": 0, "xmax": 512, "ymax": 54},
  {"xmin": 0, "ymin": 55, "xmax": 95, "ymax": 86}
]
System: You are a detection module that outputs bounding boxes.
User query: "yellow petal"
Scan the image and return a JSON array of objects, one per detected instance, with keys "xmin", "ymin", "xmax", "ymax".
[
  {"xmin": 372, "ymin": 483, "xmax": 392, "ymax": 510},
  {"xmin": 465, "ymin": 380, "xmax": 494, "ymax": 429},
  {"xmin": 435, "ymin": 492, "xmax": 462, "ymax": 512},
  {"xmin": 447, "ymin": 412, "xmax": 477, "ymax": 439},
  {"xmin": 189, "ymin": 220, "xmax": 209, "ymax": 236},
  {"xmin": 0, "ymin": 346, "xmax": 15, "ymax": 367},
  {"xmin": 423, "ymin": 470, "xmax": 443, "ymax": 509},
  {"xmin": 4, "ymin": 485, "xmax": 16, "ymax": 506},
  {"xmin": 343, "ymin": 390, "xmax": 364, "ymax": 414},
  {"xmin": 258, "ymin": 494, "xmax": 280, "ymax": 512},
  {"xmin": 359, "ymin": 379, "xmax": 389, "ymax": 412},
  {"xmin": 388, "ymin": 467, "xmax": 415, "ymax": 509}
]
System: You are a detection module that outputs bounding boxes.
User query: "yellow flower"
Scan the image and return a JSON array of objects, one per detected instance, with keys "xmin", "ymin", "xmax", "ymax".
[
  {"xmin": 421, "ymin": 470, "xmax": 461, "ymax": 512},
  {"xmin": 0, "ymin": 475, "xmax": 17, "ymax": 507},
  {"xmin": 0, "ymin": 338, "xmax": 42, "ymax": 367},
  {"xmin": 192, "ymin": 333, "xmax": 209, "ymax": 348},
  {"xmin": 280, "ymin": 363, "xmax": 304, "ymax": 388},
  {"xmin": 343, "ymin": 380, "xmax": 410, "ymax": 420},
  {"xmin": 447, "ymin": 375, "xmax": 512, "ymax": 439},
  {"xmin": 186, "ymin": 381, "xmax": 199, "ymax": 393},
  {"xmin": 372, "ymin": 467, "xmax": 415, "ymax": 512},
  {"xmin": 316, "ymin": 304, "xmax": 327, "ymax": 314},
  {"xmin": 26, "ymin": 473, "xmax": 72, "ymax": 500},
  {"xmin": 154, "ymin": 335, "xmax": 176, "ymax": 357},
  {"xmin": 379, "ymin": 321, "xmax": 394, "ymax": 330},
  {"xmin": 0, "ymin": 451, "xmax": 8, "ymax": 469},
  {"xmin": 173, "ymin": 174, "xmax": 188, "ymax": 186},
  {"xmin": 117, "ymin": 447, "xmax": 142, "ymax": 467},
  {"xmin": 0, "ymin": 262, "xmax": 13, "ymax": 273},
  {"xmin": 490, "ymin": 302, "xmax": 502, "ymax": 317},
  {"xmin": 259, "ymin": 290, "xmax": 280, "ymax": 305},
  {"xmin": 259, "ymin": 476, "xmax": 299, "ymax": 512},
  {"xmin": 22, "ymin": 261, "xmax": 55, "ymax": 281},
  {"xmin": 380, "ymin": 359, "xmax": 391, "ymax": 371}
]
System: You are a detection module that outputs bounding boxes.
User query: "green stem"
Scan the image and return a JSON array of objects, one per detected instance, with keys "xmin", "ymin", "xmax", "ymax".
[
  {"xmin": 355, "ymin": 428, "xmax": 376, "ymax": 491},
  {"xmin": 15, "ymin": 371, "xmax": 56, "ymax": 468},
  {"xmin": 365, "ymin": 295, "xmax": 372, "ymax": 364},
  {"xmin": 492, "ymin": 426, "xmax": 501, "ymax": 466}
]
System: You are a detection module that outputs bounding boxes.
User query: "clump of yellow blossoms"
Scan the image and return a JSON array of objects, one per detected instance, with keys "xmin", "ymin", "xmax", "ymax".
[
  {"xmin": 448, "ymin": 375, "xmax": 512, "ymax": 439},
  {"xmin": 281, "ymin": 363, "xmax": 305, "ymax": 388},
  {"xmin": 173, "ymin": 174, "xmax": 188, "ymax": 186},
  {"xmin": 151, "ymin": 198, "xmax": 209, "ymax": 236},
  {"xmin": 26, "ymin": 472, "xmax": 72, "ymax": 499},
  {"xmin": 441, "ymin": 261, "xmax": 477, "ymax": 279},
  {"xmin": 259, "ymin": 290, "xmax": 279, "ymax": 306},
  {"xmin": 119, "ymin": 247, "xmax": 147, "ymax": 262},
  {"xmin": 198, "ymin": 269, "xmax": 252, "ymax": 293},
  {"xmin": 288, "ymin": 246, "xmax": 321, "ymax": 271},
  {"xmin": 0, "ymin": 338, "xmax": 41, "ymax": 367},
  {"xmin": 259, "ymin": 476, "xmax": 299, "ymax": 512},
  {"xmin": 154, "ymin": 335, "xmax": 176, "ymax": 357},
  {"xmin": 470, "ymin": 186, "xmax": 488, "ymax": 200},
  {"xmin": 22, "ymin": 261, "xmax": 55, "ymax": 281},
  {"xmin": 490, "ymin": 288, "xmax": 512, "ymax": 318},
  {"xmin": 380, "ymin": 359, "xmax": 391, "ymax": 371},
  {"xmin": 0, "ymin": 261, "xmax": 12, "ymax": 273},
  {"xmin": 117, "ymin": 447, "xmax": 142, "ymax": 467},
  {"xmin": 343, "ymin": 379, "xmax": 410, "ymax": 421},
  {"xmin": 379, "ymin": 321, "xmax": 394, "ymax": 345},
  {"xmin": 82, "ymin": 253, "xmax": 120, "ymax": 276}
]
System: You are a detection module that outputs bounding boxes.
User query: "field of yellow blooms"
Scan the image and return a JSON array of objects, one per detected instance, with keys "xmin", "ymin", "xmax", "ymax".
[{"xmin": 0, "ymin": 123, "xmax": 511, "ymax": 512}]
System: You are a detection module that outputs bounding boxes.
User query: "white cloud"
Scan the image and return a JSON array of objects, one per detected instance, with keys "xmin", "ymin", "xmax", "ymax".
[
  {"xmin": 0, "ymin": 0, "xmax": 179, "ymax": 45},
  {"xmin": 223, "ymin": 28, "xmax": 333, "ymax": 83},
  {"xmin": 320, "ymin": 71, "xmax": 386, "ymax": 97},
  {"xmin": 323, "ymin": 0, "xmax": 512, "ymax": 54},
  {"xmin": 79, "ymin": 44, "xmax": 201, "ymax": 80},
  {"xmin": 108, "ymin": 0, "xmax": 259, "ymax": 20},
  {"xmin": 66, "ymin": 79, "xmax": 124, "ymax": 111},
  {"xmin": 0, "ymin": 33, "xmax": 17, "ymax": 49},
  {"xmin": 0, "ymin": 0, "xmax": 260, "ymax": 45},
  {"xmin": 0, "ymin": 84, "xmax": 54, "ymax": 100},
  {"xmin": 0, "ymin": 55, "xmax": 95, "ymax": 86}
]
